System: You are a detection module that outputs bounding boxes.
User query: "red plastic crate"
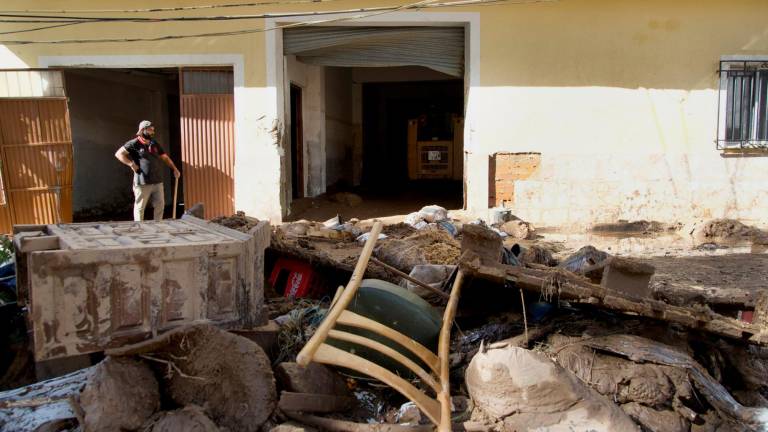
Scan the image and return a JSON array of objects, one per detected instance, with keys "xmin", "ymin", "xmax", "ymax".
[{"xmin": 269, "ymin": 258, "xmax": 322, "ymax": 299}]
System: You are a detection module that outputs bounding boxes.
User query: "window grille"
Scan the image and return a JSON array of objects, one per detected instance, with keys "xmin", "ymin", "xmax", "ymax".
[{"xmin": 717, "ymin": 60, "xmax": 768, "ymax": 150}]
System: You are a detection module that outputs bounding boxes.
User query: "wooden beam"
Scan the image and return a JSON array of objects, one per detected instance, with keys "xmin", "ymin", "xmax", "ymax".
[{"xmin": 459, "ymin": 250, "xmax": 768, "ymax": 345}]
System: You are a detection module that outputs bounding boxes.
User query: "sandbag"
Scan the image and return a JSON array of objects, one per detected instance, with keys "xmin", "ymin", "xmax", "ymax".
[
  {"xmin": 399, "ymin": 264, "xmax": 455, "ymax": 301},
  {"xmin": 465, "ymin": 345, "xmax": 639, "ymax": 431}
]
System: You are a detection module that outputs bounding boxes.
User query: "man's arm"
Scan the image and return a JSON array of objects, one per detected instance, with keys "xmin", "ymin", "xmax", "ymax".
[
  {"xmin": 159, "ymin": 154, "xmax": 181, "ymax": 178},
  {"xmin": 115, "ymin": 147, "xmax": 139, "ymax": 173}
]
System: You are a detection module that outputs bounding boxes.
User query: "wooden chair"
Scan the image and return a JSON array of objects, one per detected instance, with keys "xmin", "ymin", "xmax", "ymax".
[{"xmin": 297, "ymin": 221, "xmax": 464, "ymax": 432}]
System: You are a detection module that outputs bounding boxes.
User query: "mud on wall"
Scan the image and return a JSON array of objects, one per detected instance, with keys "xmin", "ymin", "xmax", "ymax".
[{"xmin": 470, "ymin": 1, "xmax": 768, "ymax": 227}]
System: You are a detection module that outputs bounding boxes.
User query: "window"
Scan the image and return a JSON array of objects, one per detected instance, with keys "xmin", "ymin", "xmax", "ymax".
[{"xmin": 718, "ymin": 60, "xmax": 768, "ymax": 150}]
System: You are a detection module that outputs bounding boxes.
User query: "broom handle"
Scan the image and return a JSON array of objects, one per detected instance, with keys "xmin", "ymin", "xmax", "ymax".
[{"xmin": 172, "ymin": 176, "xmax": 179, "ymax": 219}]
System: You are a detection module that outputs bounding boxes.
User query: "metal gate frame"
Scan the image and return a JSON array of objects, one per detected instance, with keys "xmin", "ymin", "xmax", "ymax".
[
  {"xmin": 0, "ymin": 69, "xmax": 74, "ymax": 233},
  {"xmin": 179, "ymin": 67, "xmax": 236, "ymax": 220}
]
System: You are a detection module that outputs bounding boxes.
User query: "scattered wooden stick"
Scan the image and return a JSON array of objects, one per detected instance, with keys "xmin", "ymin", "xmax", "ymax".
[
  {"xmin": 139, "ymin": 354, "xmax": 207, "ymax": 381},
  {"xmin": 369, "ymin": 256, "xmax": 450, "ymax": 300},
  {"xmin": 0, "ymin": 396, "xmax": 66, "ymax": 409},
  {"xmin": 519, "ymin": 288, "xmax": 529, "ymax": 346}
]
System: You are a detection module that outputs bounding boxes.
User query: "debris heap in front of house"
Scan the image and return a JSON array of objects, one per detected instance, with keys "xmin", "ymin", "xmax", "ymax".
[{"xmin": 2, "ymin": 206, "xmax": 768, "ymax": 432}]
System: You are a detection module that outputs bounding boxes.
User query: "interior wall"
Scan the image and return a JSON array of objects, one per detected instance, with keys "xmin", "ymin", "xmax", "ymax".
[
  {"xmin": 324, "ymin": 67, "xmax": 354, "ymax": 188},
  {"xmin": 362, "ymin": 80, "xmax": 464, "ymax": 188},
  {"xmin": 64, "ymin": 69, "xmax": 174, "ymax": 219}
]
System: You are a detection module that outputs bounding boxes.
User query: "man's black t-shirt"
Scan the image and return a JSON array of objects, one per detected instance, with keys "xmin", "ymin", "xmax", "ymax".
[{"xmin": 123, "ymin": 138, "xmax": 166, "ymax": 185}]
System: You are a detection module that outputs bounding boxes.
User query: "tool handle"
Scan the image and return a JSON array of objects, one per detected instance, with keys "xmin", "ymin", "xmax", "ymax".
[{"xmin": 172, "ymin": 177, "xmax": 179, "ymax": 219}]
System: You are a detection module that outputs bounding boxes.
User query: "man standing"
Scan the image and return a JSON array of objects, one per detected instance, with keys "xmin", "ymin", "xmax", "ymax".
[{"xmin": 114, "ymin": 120, "xmax": 180, "ymax": 221}]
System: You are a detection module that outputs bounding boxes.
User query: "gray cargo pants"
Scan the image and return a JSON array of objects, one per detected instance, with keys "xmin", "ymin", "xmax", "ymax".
[{"xmin": 133, "ymin": 182, "xmax": 164, "ymax": 221}]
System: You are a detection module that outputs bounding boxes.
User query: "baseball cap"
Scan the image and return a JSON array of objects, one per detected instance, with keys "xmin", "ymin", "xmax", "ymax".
[{"xmin": 136, "ymin": 120, "xmax": 153, "ymax": 135}]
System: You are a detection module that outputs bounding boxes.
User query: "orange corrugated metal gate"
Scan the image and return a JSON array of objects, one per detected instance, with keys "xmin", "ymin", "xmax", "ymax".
[
  {"xmin": 0, "ymin": 70, "xmax": 73, "ymax": 232},
  {"xmin": 179, "ymin": 68, "xmax": 235, "ymax": 219}
]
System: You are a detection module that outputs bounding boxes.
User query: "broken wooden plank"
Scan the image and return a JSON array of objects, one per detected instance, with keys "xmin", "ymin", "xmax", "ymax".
[
  {"xmin": 459, "ymin": 250, "xmax": 768, "ymax": 345},
  {"xmin": 0, "ymin": 367, "xmax": 92, "ymax": 432},
  {"xmin": 278, "ymin": 392, "xmax": 356, "ymax": 413}
]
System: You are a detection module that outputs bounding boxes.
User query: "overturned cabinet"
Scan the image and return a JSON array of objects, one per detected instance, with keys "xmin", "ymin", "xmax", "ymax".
[{"xmin": 13, "ymin": 215, "xmax": 270, "ymax": 361}]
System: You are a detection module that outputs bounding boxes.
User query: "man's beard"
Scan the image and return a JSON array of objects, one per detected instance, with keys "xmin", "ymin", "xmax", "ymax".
[{"xmin": 142, "ymin": 131, "xmax": 154, "ymax": 139}]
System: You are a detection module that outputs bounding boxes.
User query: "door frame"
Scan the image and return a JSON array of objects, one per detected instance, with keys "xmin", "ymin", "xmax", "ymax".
[{"xmin": 266, "ymin": 12, "xmax": 480, "ymax": 216}]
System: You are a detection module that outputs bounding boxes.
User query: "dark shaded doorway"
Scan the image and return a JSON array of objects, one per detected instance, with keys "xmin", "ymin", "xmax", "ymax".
[
  {"xmin": 362, "ymin": 80, "xmax": 464, "ymax": 190},
  {"xmin": 290, "ymin": 84, "xmax": 304, "ymax": 199},
  {"xmin": 63, "ymin": 68, "xmax": 181, "ymax": 222}
]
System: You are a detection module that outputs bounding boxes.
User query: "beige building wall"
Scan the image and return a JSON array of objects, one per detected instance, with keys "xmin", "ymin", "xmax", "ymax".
[
  {"xmin": 1, "ymin": 0, "xmax": 768, "ymax": 226},
  {"xmin": 471, "ymin": 0, "xmax": 768, "ymax": 227}
]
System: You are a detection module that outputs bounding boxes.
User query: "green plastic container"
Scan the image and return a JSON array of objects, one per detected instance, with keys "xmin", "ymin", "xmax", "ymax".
[{"xmin": 327, "ymin": 279, "xmax": 442, "ymax": 378}]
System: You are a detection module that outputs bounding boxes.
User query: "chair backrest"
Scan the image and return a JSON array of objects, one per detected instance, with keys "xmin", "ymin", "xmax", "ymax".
[{"xmin": 296, "ymin": 221, "xmax": 464, "ymax": 432}]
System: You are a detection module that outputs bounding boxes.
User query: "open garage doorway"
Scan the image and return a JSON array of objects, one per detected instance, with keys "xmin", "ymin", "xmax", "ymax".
[
  {"xmin": 361, "ymin": 76, "xmax": 463, "ymax": 208},
  {"xmin": 280, "ymin": 26, "xmax": 466, "ymax": 221},
  {"xmin": 63, "ymin": 67, "xmax": 234, "ymax": 222}
]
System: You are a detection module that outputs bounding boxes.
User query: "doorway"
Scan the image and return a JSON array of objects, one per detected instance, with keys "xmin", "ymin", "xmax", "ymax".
[
  {"xmin": 60, "ymin": 67, "xmax": 235, "ymax": 222},
  {"xmin": 290, "ymin": 84, "xmax": 304, "ymax": 199}
]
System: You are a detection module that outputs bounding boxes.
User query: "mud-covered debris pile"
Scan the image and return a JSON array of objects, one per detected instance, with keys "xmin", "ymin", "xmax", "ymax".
[
  {"xmin": 374, "ymin": 227, "xmax": 461, "ymax": 273},
  {"xmin": 192, "ymin": 214, "xmax": 768, "ymax": 432},
  {"xmin": 210, "ymin": 211, "xmax": 259, "ymax": 232},
  {"xmin": 0, "ymin": 324, "xmax": 277, "ymax": 432},
  {"xmin": 685, "ymin": 218, "xmax": 765, "ymax": 247}
]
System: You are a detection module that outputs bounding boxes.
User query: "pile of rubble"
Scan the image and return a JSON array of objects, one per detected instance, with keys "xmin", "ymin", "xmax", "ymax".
[{"xmin": 2, "ymin": 209, "xmax": 768, "ymax": 432}]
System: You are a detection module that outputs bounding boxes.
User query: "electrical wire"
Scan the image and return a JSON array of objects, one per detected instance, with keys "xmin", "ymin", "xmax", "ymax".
[
  {"xmin": 0, "ymin": 0, "xmax": 488, "ymax": 36},
  {"xmin": 0, "ymin": 3, "xmax": 466, "ymax": 23},
  {"xmin": 0, "ymin": 0, "xmax": 347, "ymax": 14},
  {"xmin": 0, "ymin": 0, "xmax": 550, "ymax": 22},
  {"xmin": 0, "ymin": 22, "xmax": 81, "ymax": 35},
  {"xmin": 0, "ymin": 0, "xmax": 554, "ymax": 43},
  {"xmin": 0, "ymin": 0, "xmax": 434, "ymax": 43}
]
